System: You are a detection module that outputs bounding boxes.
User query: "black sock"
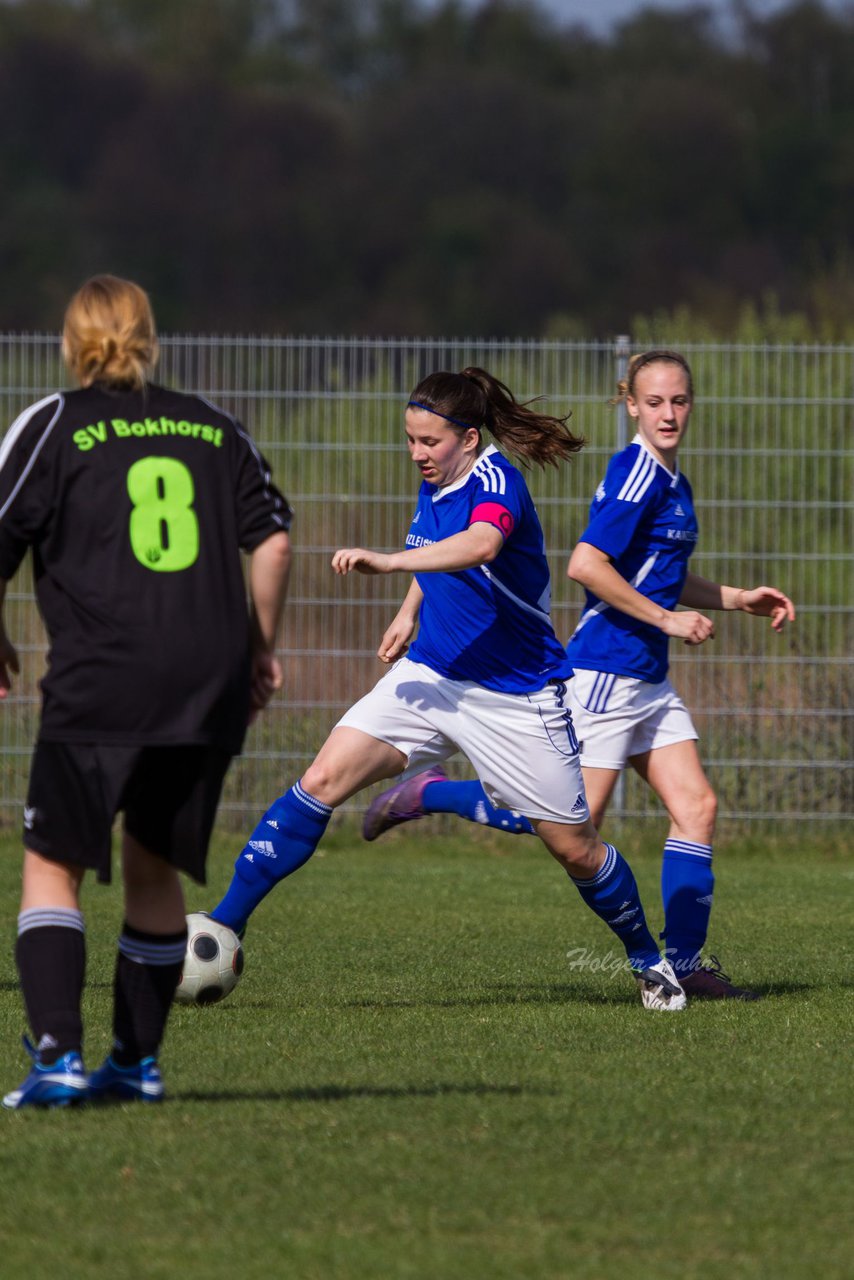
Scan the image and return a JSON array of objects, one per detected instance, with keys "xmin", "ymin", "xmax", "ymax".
[
  {"xmin": 15, "ymin": 909, "xmax": 86, "ymax": 1063},
  {"xmin": 112, "ymin": 922, "xmax": 188, "ymax": 1065}
]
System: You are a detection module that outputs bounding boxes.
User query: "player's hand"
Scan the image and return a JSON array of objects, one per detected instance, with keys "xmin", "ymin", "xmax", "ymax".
[
  {"xmin": 331, "ymin": 548, "xmax": 393, "ymax": 576},
  {"xmin": 738, "ymin": 586, "xmax": 796, "ymax": 632},
  {"xmin": 377, "ymin": 616, "xmax": 417, "ymax": 663},
  {"xmin": 662, "ymin": 609, "xmax": 715, "ymax": 646},
  {"xmin": 248, "ymin": 650, "xmax": 283, "ymax": 723},
  {"xmin": 0, "ymin": 628, "xmax": 20, "ymax": 699}
]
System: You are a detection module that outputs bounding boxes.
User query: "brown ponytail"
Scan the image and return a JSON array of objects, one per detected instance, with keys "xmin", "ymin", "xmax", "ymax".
[{"xmin": 408, "ymin": 366, "xmax": 583, "ymax": 468}]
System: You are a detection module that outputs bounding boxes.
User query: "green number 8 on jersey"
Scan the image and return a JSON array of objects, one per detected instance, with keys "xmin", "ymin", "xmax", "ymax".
[{"xmin": 127, "ymin": 456, "xmax": 200, "ymax": 572}]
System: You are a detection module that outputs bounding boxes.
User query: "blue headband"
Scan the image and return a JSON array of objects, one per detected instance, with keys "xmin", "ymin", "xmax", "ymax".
[{"xmin": 407, "ymin": 400, "xmax": 480, "ymax": 432}]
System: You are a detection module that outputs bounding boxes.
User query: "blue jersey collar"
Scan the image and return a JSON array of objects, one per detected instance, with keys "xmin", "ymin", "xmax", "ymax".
[
  {"xmin": 631, "ymin": 433, "xmax": 680, "ymax": 486},
  {"xmin": 432, "ymin": 443, "xmax": 501, "ymax": 501}
]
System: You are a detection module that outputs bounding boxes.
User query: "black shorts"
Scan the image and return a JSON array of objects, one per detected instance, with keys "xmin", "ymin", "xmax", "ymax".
[{"xmin": 23, "ymin": 741, "xmax": 233, "ymax": 885}]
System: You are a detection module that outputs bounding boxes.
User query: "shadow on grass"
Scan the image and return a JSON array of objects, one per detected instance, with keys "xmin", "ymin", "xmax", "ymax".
[
  {"xmin": 340, "ymin": 978, "xmax": 827, "ymax": 1008},
  {"xmin": 344, "ymin": 982, "xmax": 635, "ymax": 1009},
  {"xmin": 744, "ymin": 981, "xmax": 828, "ymax": 996},
  {"xmin": 0, "ymin": 979, "xmax": 114, "ymax": 993},
  {"xmin": 173, "ymin": 1081, "xmax": 556, "ymax": 1104},
  {"xmin": 218, "ymin": 985, "xmax": 622, "ymax": 1013}
]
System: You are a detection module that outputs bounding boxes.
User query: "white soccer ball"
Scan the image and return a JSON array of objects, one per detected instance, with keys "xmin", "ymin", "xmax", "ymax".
[{"xmin": 174, "ymin": 913, "xmax": 245, "ymax": 1006}]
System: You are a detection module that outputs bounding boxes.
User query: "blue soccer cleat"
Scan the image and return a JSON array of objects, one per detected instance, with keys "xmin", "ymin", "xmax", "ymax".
[
  {"xmin": 3, "ymin": 1036, "xmax": 89, "ymax": 1110},
  {"xmin": 88, "ymin": 1055, "xmax": 165, "ymax": 1103}
]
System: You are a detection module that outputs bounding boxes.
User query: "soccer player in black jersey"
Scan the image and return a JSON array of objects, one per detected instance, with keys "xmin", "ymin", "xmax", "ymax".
[{"xmin": 0, "ymin": 275, "xmax": 292, "ymax": 1107}]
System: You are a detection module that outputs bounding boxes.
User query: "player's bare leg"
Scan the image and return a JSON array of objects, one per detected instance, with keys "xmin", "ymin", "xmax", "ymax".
[
  {"xmin": 20, "ymin": 847, "xmax": 85, "ymax": 910},
  {"xmin": 122, "ymin": 832, "xmax": 186, "ymax": 934},
  {"xmin": 633, "ymin": 740, "xmax": 717, "ymax": 845},
  {"xmin": 302, "ymin": 727, "xmax": 409, "ymax": 807}
]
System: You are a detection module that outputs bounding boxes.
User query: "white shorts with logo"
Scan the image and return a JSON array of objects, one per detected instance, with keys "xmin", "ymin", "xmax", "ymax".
[
  {"xmin": 567, "ymin": 669, "xmax": 698, "ymax": 771},
  {"xmin": 336, "ymin": 657, "xmax": 589, "ymax": 825}
]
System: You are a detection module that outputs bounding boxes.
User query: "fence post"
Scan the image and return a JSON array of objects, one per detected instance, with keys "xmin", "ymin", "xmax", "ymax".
[
  {"xmin": 611, "ymin": 335, "xmax": 631, "ymax": 818},
  {"xmin": 614, "ymin": 333, "xmax": 631, "ymax": 449}
]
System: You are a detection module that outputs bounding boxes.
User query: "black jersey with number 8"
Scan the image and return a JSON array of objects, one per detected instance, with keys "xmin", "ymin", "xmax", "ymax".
[{"xmin": 0, "ymin": 382, "xmax": 291, "ymax": 752}]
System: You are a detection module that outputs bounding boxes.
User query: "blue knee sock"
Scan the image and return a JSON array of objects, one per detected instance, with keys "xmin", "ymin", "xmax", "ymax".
[
  {"xmin": 661, "ymin": 839, "xmax": 714, "ymax": 976},
  {"xmin": 570, "ymin": 843, "xmax": 661, "ymax": 972},
  {"xmin": 211, "ymin": 782, "xmax": 332, "ymax": 934},
  {"xmin": 423, "ymin": 780, "xmax": 534, "ymax": 835}
]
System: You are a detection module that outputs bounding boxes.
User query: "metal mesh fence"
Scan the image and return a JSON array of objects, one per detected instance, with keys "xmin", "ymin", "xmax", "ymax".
[{"xmin": 0, "ymin": 334, "xmax": 850, "ymax": 831}]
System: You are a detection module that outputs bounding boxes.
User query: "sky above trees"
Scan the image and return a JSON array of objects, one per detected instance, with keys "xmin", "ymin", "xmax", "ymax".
[
  {"xmin": 2, "ymin": 0, "xmax": 854, "ymax": 337},
  {"xmin": 448, "ymin": 0, "xmax": 845, "ymax": 36}
]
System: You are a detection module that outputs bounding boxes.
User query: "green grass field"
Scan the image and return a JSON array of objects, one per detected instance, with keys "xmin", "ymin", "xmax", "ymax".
[{"xmin": 0, "ymin": 825, "xmax": 850, "ymax": 1279}]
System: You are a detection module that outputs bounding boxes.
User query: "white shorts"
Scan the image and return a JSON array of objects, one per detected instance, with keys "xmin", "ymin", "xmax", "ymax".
[
  {"xmin": 336, "ymin": 657, "xmax": 589, "ymax": 825},
  {"xmin": 567, "ymin": 669, "xmax": 698, "ymax": 771}
]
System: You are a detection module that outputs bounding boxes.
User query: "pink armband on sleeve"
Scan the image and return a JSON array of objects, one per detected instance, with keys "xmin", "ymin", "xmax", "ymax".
[{"xmin": 470, "ymin": 502, "xmax": 515, "ymax": 539}]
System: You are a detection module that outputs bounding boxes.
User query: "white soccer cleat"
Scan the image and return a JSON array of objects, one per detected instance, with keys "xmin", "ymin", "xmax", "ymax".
[{"xmin": 636, "ymin": 957, "xmax": 687, "ymax": 1011}]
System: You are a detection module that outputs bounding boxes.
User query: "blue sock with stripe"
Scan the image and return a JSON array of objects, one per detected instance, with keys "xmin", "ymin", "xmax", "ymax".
[
  {"xmin": 423, "ymin": 779, "xmax": 534, "ymax": 835},
  {"xmin": 661, "ymin": 839, "xmax": 714, "ymax": 975},
  {"xmin": 570, "ymin": 843, "xmax": 661, "ymax": 971},
  {"xmin": 212, "ymin": 782, "xmax": 332, "ymax": 934}
]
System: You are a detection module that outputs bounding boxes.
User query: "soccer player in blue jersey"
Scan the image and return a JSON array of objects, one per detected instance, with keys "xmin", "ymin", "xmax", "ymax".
[
  {"xmin": 211, "ymin": 366, "xmax": 687, "ymax": 1010},
  {"xmin": 364, "ymin": 351, "xmax": 795, "ymax": 1000}
]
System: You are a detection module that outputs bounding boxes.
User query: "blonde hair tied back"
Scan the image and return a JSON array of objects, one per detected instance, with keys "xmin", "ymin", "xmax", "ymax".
[
  {"xmin": 611, "ymin": 348, "xmax": 694, "ymax": 405},
  {"xmin": 62, "ymin": 274, "xmax": 159, "ymax": 390}
]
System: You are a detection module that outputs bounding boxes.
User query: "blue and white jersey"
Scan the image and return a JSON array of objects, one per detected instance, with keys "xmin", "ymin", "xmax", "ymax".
[
  {"xmin": 566, "ymin": 435, "xmax": 699, "ymax": 683},
  {"xmin": 406, "ymin": 444, "xmax": 573, "ymax": 693}
]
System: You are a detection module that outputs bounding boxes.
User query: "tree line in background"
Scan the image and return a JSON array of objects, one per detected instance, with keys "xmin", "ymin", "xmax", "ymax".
[{"xmin": 3, "ymin": 0, "xmax": 854, "ymax": 339}]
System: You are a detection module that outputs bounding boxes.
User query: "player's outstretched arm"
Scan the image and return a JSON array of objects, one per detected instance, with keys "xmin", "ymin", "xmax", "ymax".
[
  {"xmin": 332, "ymin": 523, "xmax": 503, "ymax": 577},
  {"xmin": 0, "ymin": 581, "xmax": 20, "ymax": 699},
  {"xmin": 681, "ymin": 572, "xmax": 795, "ymax": 632}
]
